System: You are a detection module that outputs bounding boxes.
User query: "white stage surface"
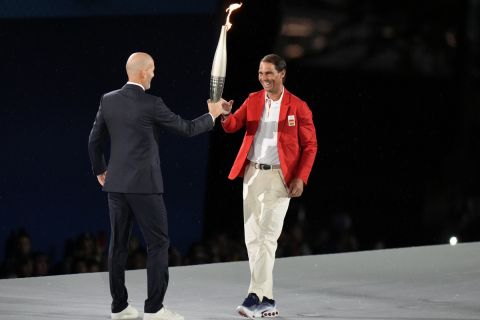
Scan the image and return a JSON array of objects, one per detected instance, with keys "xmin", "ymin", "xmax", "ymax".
[{"xmin": 1, "ymin": 243, "xmax": 479, "ymax": 319}]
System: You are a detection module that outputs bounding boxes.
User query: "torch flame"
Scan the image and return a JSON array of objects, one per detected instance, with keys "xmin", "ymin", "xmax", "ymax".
[{"xmin": 225, "ymin": 3, "xmax": 242, "ymax": 31}]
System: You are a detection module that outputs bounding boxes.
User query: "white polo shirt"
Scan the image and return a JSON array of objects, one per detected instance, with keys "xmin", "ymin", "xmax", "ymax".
[{"xmin": 247, "ymin": 89, "xmax": 284, "ymax": 165}]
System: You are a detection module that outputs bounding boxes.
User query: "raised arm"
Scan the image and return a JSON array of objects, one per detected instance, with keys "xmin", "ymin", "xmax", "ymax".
[
  {"xmin": 152, "ymin": 97, "xmax": 223, "ymax": 137},
  {"xmin": 221, "ymin": 96, "xmax": 250, "ymax": 133}
]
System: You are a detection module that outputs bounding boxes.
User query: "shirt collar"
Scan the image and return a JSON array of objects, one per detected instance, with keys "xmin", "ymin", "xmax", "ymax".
[
  {"xmin": 127, "ymin": 81, "xmax": 145, "ymax": 91},
  {"xmin": 265, "ymin": 87, "xmax": 284, "ymax": 103}
]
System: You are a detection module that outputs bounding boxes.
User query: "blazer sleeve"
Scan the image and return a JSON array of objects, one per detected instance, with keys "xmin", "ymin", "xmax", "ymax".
[
  {"xmin": 221, "ymin": 95, "xmax": 249, "ymax": 133},
  {"xmin": 153, "ymin": 97, "xmax": 214, "ymax": 137},
  {"xmin": 295, "ymin": 101, "xmax": 318, "ymax": 185},
  {"xmin": 88, "ymin": 97, "xmax": 108, "ymax": 175}
]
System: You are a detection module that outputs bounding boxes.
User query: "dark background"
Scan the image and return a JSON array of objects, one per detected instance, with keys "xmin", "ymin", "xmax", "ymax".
[{"xmin": 1, "ymin": 0, "xmax": 480, "ymax": 276}]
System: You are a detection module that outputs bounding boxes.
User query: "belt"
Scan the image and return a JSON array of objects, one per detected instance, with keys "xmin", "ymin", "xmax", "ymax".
[{"xmin": 250, "ymin": 162, "xmax": 281, "ymax": 170}]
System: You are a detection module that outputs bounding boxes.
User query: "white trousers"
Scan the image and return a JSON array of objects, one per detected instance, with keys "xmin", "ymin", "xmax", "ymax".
[{"xmin": 243, "ymin": 162, "xmax": 290, "ymax": 300}]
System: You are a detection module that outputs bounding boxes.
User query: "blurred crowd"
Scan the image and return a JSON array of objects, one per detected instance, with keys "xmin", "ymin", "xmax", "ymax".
[
  {"xmin": 1, "ymin": 210, "xmax": 362, "ymax": 279},
  {"xmin": 4, "ymin": 194, "xmax": 479, "ymax": 279}
]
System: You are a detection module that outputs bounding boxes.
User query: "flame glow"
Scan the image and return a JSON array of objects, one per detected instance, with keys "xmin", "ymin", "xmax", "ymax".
[{"xmin": 225, "ymin": 3, "xmax": 242, "ymax": 31}]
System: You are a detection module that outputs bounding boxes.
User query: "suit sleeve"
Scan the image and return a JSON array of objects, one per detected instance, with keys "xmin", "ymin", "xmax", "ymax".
[
  {"xmin": 88, "ymin": 97, "xmax": 108, "ymax": 175},
  {"xmin": 295, "ymin": 101, "xmax": 318, "ymax": 185},
  {"xmin": 221, "ymin": 96, "xmax": 249, "ymax": 133},
  {"xmin": 153, "ymin": 97, "xmax": 214, "ymax": 137}
]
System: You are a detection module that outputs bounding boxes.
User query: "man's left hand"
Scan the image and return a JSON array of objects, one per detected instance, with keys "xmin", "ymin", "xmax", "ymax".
[
  {"xmin": 97, "ymin": 171, "xmax": 107, "ymax": 186},
  {"xmin": 288, "ymin": 178, "xmax": 304, "ymax": 197}
]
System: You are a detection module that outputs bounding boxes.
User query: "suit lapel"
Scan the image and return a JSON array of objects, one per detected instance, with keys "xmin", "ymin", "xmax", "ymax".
[
  {"xmin": 254, "ymin": 91, "xmax": 266, "ymax": 120},
  {"xmin": 278, "ymin": 89, "xmax": 291, "ymax": 133}
]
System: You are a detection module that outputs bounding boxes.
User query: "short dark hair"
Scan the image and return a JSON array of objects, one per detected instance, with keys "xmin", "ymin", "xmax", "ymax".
[{"xmin": 261, "ymin": 54, "xmax": 287, "ymax": 73}]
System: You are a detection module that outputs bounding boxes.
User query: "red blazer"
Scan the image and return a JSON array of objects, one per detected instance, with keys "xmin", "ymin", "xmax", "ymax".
[{"xmin": 222, "ymin": 88, "xmax": 317, "ymax": 186}]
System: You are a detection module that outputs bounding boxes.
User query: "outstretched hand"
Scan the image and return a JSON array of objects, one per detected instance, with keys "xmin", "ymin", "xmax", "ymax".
[
  {"xmin": 207, "ymin": 99, "xmax": 225, "ymax": 119},
  {"xmin": 222, "ymin": 99, "xmax": 234, "ymax": 115}
]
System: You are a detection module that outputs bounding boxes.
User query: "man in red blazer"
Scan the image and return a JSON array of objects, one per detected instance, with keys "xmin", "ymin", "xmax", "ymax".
[{"xmin": 221, "ymin": 54, "xmax": 317, "ymax": 318}]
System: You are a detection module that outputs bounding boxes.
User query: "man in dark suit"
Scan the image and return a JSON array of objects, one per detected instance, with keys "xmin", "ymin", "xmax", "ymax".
[{"xmin": 88, "ymin": 52, "xmax": 224, "ymax": 320}]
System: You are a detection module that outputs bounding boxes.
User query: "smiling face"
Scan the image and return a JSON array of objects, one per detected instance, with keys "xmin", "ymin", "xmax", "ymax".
[{"xmin": 258, "ymin": 61, "xmax": 285, "ymax": 99}]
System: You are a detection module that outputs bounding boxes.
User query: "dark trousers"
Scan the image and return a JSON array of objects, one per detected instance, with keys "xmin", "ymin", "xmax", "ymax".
[{"xmin": 108, "ymin": 193, "xmax": 169, "ymax": 313}]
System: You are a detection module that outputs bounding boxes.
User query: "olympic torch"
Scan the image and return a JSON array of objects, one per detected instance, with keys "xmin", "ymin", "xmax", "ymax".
[{"xmin": 210, "ymin": 3, "xmax": 242, "ymax": 105}]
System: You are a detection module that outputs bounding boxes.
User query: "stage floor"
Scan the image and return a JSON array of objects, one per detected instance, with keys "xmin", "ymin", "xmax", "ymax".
[{"xmin": 1, "ymin": 242, "xmax": 479, "ymax": 319}]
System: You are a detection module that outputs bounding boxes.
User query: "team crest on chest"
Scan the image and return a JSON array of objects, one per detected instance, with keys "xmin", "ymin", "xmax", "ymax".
[{"xmin": 288, "ymin": 115, "xmax": 295, "ymax": 126}]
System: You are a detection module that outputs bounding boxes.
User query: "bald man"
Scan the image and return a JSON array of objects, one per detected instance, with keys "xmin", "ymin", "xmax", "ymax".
[{"xmin": 88, "ymin": 52, "xmax": 224, "ymax": 320}]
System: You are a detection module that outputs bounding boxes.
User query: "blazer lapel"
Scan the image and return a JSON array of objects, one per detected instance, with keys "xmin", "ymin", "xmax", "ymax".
[
  {"xmin": 278, "ymin": 89, "xmax": 291, "ymax": 133},
  {"xmin": 255, "ymin": 91, "xmax": 266, "ymax": 120}
]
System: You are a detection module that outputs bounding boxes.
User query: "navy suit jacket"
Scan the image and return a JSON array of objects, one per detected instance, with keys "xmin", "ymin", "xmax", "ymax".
[{"xmin": 88, "ymin": 83, "xmax": 214, "ymax": 193}]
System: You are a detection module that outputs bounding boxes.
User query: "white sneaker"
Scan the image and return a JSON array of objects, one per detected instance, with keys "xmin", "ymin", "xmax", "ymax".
[
  {"xmin": 236, "ymin": 305, "xmax": 256, "ymax": 319},
  {"xmin": 111, "ymin": 304, "xmax": 139, "ymax": 319},
  {"xmin": 143, "ymin": 307, "xmax": 184, "ymax": 320}
]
